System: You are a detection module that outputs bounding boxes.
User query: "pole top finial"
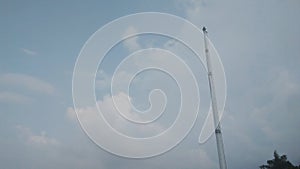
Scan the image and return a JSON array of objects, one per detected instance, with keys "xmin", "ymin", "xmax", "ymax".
[{"xmin": 202, "ymin": 26, "xmax": 207, "ymax": 33}]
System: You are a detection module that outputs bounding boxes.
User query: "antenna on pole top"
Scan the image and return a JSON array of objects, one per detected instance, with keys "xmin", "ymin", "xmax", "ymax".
[{"xmin": 202, "ymin": 26, "xmax": 228, "ymax": 169}]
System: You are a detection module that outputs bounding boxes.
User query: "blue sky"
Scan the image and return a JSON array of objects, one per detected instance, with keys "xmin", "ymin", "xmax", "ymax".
[{"xmin": 1, "ymin": 0, "xmax": 300, "ymax": 169}]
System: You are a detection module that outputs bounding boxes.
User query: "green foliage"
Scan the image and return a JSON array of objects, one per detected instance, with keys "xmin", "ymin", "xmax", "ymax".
[{"xmin": 260, "ymin": 151, "xmax": 300, "ymax": 169}]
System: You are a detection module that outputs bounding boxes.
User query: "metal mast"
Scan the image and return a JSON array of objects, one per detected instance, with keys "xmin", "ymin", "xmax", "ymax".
[{"xmin": 202, "ymin": 27, "xmax": 227, "ymax": 169}]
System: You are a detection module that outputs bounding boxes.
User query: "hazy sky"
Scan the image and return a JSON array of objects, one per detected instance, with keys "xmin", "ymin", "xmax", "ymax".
[{"xmin": 1, "ymin": 0, "xmax": 300, "ymax": 169}]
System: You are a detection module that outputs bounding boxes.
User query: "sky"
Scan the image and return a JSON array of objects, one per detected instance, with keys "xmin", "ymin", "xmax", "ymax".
[{"xmin": 1, "ymin": 0, "xmax": 300, "ymax": 169}]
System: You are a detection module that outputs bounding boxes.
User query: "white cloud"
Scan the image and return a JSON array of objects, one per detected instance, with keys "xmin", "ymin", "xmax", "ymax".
[
  {"xmin": 68, "ymin": 92, "xmax": 165, "ymax": 139},
  {"xmin": 21, "ymin": 48, "xmax": 37, "ymax": 56},
  {"xmin": 16, "ymin": 125, "xmax": 60, "ymax": 146},
  {"xmin": 122, "ymin": 26, "xmax": 141, "ymax": 52},
  {"xmin": 0, "ymin": 73, "xmax": 55, "ymax": 95}
]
